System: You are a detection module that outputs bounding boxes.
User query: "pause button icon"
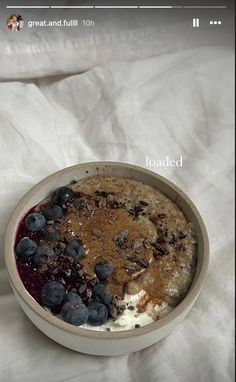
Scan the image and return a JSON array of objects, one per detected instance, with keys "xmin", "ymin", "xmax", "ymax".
[{"xmin": 193, "ymin": 18, "xmax": 200, "ymax": 27}]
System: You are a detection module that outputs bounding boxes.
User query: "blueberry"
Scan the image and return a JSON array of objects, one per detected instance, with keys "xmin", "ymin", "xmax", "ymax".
[
  {"xmin": 41, "ymin": 281, "xmax": 65, "ymax": 307},
  {"xmin": 65, "ymin": 239, "xmax": 85, "ymax": 259},
  {"xmin": 33, "ymin": 247, "xmax": 56, "ymax": 267},
  {"xmin": 63, "ymin": 292, "xmax": 83, "ymax": 305},
  {"xmin": 15, "ymin": 237, "xmax": 37, "ymax": 261},
  {"xmin": 43, "ymin": 225, "xmax": 60, "ymax": 242},
  {"xmin": 92, "ymin": 283, "xmax": 112, "ymax": 305},
  {"xmin": 61, "ymin": 301, "xmax": 88, "ymax": 326},
  {"xmin": 87, "ymin": 302, "xmax": 108, "ymax": 326},
  {"xmin": 24, "ymin": 213, "xmax": 46, "ymax": 232},
  {"xmin": 52, "ymin": 187, "xmax": 74, "ymax": 206},
  {"xmin": 41, "ymin": 205, "xmax": 63, "ymax": 221},
  {"xmin": 94, "ymin": 261, "xmax": 114, "ymax": 280}
]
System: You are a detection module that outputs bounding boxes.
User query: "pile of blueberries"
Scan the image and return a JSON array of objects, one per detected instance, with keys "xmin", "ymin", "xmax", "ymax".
[
  {"xmin": 15, "ymin": 186, "xmax": 115, "ymax": 326},
  {"xmin": 40, "ymin": 260, "xmax": 114, "ymax": 326},
  {"xmin": 15, "ymin": 186, "xmax": 86, "ymax": 265}
]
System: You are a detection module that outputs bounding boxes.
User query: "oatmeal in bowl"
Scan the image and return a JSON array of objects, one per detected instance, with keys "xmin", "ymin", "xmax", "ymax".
[{"xmin": 4, "ymin": 163, "xmax": 209, "ymax": 355}]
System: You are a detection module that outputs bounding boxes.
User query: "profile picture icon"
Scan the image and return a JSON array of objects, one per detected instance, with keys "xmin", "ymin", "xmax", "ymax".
[{"xmin": 6, "ymin": 14, "xmax": 24, "ymax": 32}]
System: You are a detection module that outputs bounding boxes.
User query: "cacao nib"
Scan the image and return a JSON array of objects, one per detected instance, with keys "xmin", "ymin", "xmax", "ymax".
[
  {"xmin": 153, "ymin": 243, "xmax": 169, "ymax": 258},
  {"xmin": 158, "ymin": 213, "xmax": 166, "ymax": 219},
  {"xmin": 95, "ymin": 190, "xmax": 113, "ymax": 198},
  {"xmin": 169, "ymin": 233, "xmax": 177, "ymax": 245},
  {"xmin": 177, "ymin": 244, "xmax": 186, "ymax": 252},
  {"xmin": 109, "ymin": 200, "xmax": 126, "ymax": 209},
  {"xmin": 156, "ymin": 237, "xmax": 166, "ymax": 244},
  {"xmin": 179, "ymin": 231, "xmax": 187, "ymax": 239},
  {"xmin": 108, "ymin": 304, "xmax": 118, "ymax": 318},
  {"xmin": 129, "ymin": 205, "xmax": 144, "ymax": 218},
  {"xmin": 134, "ymin": 259, "xmax": 149, "ymax": 269},
  {"xmin": 139, "ymin": 200, "xmax": 149, "ymax": 206},
  {"xmin": 113, "ymin": 229, "xmax": 129, "ymax": 247},
  {"xmin": 128, "ymin": 305, "xmax": 135, "ymax": 310}
]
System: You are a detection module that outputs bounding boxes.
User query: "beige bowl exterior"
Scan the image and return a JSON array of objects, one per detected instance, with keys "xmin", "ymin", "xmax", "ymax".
[{"xmin": 4, "ymin": 162, "xmax": 209, "ymax": 356}]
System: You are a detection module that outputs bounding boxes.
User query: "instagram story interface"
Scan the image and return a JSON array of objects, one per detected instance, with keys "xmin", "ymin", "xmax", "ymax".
[{"xmin": 0, "ymin": 0, "xmax": 234, "ymax": 377}]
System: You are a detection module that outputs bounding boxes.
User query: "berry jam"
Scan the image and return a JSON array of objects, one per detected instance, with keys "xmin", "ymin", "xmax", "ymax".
[
  {"xmin": 15, "ymin": 206, "xmax": 49, "ymax": 304},
  {"xmin": 15, "ymin": 204, "xmax": 99, "ymax": 312},
  {"xmin": 17, "ymin": 261, "xmax": 47, "ymax": 304}
]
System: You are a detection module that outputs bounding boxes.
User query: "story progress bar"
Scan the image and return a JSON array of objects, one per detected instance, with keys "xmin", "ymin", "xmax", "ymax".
[{"xmin": 6, "ymin": 5, "xmax": 227, "ymax": 9}]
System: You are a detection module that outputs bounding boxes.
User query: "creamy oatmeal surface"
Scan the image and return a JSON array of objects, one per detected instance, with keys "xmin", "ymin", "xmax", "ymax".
[
  {"xmin": 69, "ymin": 175, "xmax": 197, "ymax": 329},
  {"xmin": 16, "ymin": 175, "xmax": 197, "ymax": 331}
]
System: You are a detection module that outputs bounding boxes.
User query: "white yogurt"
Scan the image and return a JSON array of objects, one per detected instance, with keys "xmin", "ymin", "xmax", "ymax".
[{"xmin": 81, "ymin": 290, "xmax": 172, "ymax": 331}]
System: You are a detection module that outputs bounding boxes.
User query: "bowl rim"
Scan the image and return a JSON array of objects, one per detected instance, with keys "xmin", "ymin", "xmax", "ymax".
[{"xmin": 4, "ymin": 161, "xmax": 210, "ymax": 339}]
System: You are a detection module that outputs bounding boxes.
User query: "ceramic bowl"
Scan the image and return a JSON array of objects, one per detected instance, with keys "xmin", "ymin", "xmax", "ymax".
[{"xmin": 4, "ymin": 162, "xmax": 209, "ymax": 356}]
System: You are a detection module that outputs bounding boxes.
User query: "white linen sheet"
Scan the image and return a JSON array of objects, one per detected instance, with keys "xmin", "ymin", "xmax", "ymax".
[{"xmin": 0, "ymin": 20, "xmax": 234, "ymax": 382}]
